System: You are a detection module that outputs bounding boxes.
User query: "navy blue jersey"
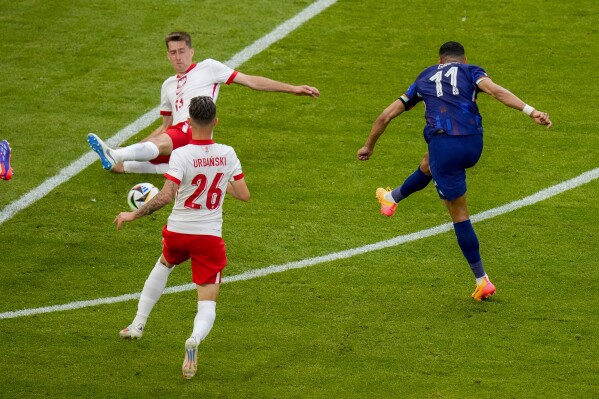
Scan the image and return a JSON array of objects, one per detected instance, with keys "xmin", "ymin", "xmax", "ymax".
[{"xmin": 400, "ymin": 63, "xmax": 489, "ymax": 142}]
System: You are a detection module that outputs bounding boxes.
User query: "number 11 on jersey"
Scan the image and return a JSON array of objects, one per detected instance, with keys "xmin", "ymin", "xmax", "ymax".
[{"xmin": 429, "ymin": 66, "xmax": 460, "ymax": 97}]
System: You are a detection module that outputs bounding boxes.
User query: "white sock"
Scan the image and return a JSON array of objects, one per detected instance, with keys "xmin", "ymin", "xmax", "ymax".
[
  {"xmin": 123, "ymin": 161, "xmax": 169, "ymax": 174},
  {"xmin": 113, "ymin": 142, "xmax": 159, "ymax": 163},
  {"xmin": 384, "ymin": 191, "xmax": 397, "ymax": 204},
  {"xmin": 132, "ymin": 259, "xmax": 174, "ymax": 328},
  {"xmin": 191, "ymin": 300, "xmax": 217, "ymax": 344}
]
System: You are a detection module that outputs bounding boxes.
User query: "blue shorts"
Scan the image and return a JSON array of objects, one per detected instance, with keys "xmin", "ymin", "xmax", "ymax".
[{"xmin": 428, "ymin": 133, "xmax": 483, "ymax": 201}]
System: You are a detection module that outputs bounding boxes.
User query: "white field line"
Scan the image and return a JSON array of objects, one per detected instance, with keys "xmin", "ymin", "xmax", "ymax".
[
  {"xmin": 1, "ymin": 166, "xmax": 597, "ymax": 320},
  {"xmin": 0, "ymin": 0, "xmax": 338, "ymax": 226}
]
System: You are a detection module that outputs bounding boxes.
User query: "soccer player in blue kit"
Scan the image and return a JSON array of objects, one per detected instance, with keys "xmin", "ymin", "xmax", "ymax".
[{"xmin": 357, "ymin": 41, "xmax": 552, "ymax": 301}]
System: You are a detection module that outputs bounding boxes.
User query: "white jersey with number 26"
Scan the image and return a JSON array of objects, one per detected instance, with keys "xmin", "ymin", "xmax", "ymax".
[
  {"xmin": 164, "ymin": 139, "xmax": 244, "ymax": 237},
  {"xmin": 159, "ymin": 59, "xmax": 238, "ymax": 124}
]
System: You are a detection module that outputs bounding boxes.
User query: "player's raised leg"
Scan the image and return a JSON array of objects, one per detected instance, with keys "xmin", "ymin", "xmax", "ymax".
[{"xmin": 88, "ymin": 133, "xmax": 162, "ymax": 172}]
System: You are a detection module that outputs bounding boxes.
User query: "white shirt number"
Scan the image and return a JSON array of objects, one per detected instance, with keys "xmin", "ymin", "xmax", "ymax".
[{"xmin": 429, "ymin": 66, "xmax": 459, "ymax": 97}]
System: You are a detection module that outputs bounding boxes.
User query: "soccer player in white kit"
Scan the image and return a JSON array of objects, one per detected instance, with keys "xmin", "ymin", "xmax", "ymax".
[
  {"xmin": 113, "ymin": 96, "xmax": 250, "ymax": 379},
  {"xmin": 88, "ymin": 31, "xmax": 320, "ymax": 174}
]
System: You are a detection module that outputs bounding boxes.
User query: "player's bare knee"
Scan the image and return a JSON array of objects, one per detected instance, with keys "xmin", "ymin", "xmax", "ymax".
[
  {"xmin": 150, "ymin": 135, "xmax": 173, "ymax": 155},
  {"xmin": 420, "ymin": 153, "xmax": 431, "ymax": 175},
  {"xmin": 446, "ymin": 196, "xmax": 469, "ymax": 222},
  {"xmin": 160, "ymin": 255, "xmax": 176, "ymax": 268}
]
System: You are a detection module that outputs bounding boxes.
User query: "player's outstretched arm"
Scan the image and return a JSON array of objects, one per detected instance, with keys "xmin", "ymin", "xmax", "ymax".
[
  {"xmin": 227, "ymin": 179, "xmax": 250, "ymax": 202},
  {"xmin": 232, "ymin": 72, "xmax": 320, "ymax": 98},
  {"xmin": 357, "ymin": 99, "xmax": 406, "ymax": 161},
  {"xmin": 113, "ymin": 179, "xmax": 178, "ymax": 230},
  {"xmin": 477, "ymin": 78, "xmax": 552, "ymax": 128}
]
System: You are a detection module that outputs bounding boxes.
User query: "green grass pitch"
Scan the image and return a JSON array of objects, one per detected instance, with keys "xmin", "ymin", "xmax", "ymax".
[{"xmin": 0, "ymin": 0, "xmax": 598, "ymax": 397}]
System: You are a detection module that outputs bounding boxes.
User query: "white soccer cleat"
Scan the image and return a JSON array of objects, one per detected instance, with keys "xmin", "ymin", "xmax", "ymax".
[
  {"xmin": 119, "ymin": 323, "xmax": 143, "ymax": 340},
  {"xmin": 182, "ymin": 337, "xmax": 198, "ymax": 379},
  {"xmin": 87, "ymin": 133, "xmax": 117, "ymax": 170}
]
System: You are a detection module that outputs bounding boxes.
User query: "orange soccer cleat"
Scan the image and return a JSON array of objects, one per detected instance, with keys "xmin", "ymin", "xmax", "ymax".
[
  {"xmin": 471, "ymin": 276, "xmax": 496, "ymax": 301},
  {"xmin": 376, "ymin": 187, "xmax": 397, "ymax": 217}
]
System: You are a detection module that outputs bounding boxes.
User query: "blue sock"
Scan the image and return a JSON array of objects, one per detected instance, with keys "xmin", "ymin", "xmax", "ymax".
[
  {"xmin": 391, "ymin": 167, "xmax": 432, "ymax": 202},
  {"xmin": 453, "ymin": 219, "xmax": 486, "ymax": 278}
]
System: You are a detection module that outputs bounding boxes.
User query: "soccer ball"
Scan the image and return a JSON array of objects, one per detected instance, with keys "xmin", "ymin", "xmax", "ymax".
[{"xmin": 127, "ymin": 182, "xmax": 159, "ymax": 210}]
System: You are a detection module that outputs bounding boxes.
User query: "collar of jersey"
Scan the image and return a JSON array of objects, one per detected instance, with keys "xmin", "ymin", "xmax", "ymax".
[
  {"xmin": 177, "ymin": 63, "xmax": 197, "ymax": 78},
  {"xmin": 190, "ymin": 139, "xmax": 215, "ymax": 145}
]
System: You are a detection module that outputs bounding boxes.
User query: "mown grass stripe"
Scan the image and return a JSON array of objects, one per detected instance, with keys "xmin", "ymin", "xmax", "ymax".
[
  {"xmin": 0, "ymin": 0, "xmax": 338, "ymax": 226},
  {"xmin": 1, "ymin": 166, "xmax": 596, "ymax": 320}
]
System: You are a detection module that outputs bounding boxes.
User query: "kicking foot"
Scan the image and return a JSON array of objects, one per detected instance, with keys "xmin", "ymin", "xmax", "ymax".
[{"xmin": 471, "ymin": 276, "xmax": 496, "ymax": 301}]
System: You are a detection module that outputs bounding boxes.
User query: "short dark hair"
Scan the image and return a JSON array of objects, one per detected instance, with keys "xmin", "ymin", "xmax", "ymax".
[
  {"xmin": 165, "ymin": 31, "xmax": 192, "ymax": 48},
  {"xmin": 189, "ymin": 96, "xmax": 216, "ymax": 125},
  {"xmin": 439, "ymin": 41, "xmax": 465, "ymax": 58}
]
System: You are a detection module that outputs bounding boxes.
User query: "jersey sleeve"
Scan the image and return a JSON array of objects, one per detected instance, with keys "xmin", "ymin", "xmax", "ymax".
[
  {"xmin": 205, "ymin": 59, "xmax": 238, "ymax": 85},
  {"xmin": 159, "ymin": 78, "xmax": 172, "ymax": 116},
  {"xmin": 228, "ymin": 149, "xmax": 244, "ymax": 182},
  {"xmin": 470, "ymin": 65, "xmax": 489, "ymax": 86},
  {"xmin": 399, "ymin": 83, "xmax": 422, "ymax": 110},
  {"xmin": 164, "ymin": 150, "xmax": 184, "ymax": 185}
]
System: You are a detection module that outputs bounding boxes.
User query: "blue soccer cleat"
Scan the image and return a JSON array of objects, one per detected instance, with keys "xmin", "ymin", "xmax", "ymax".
[{"xmin": 88, "ymin": 133, "xmax": 117, "ymax": 170}]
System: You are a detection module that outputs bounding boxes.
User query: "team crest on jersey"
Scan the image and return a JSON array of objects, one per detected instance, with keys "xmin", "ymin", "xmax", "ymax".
[{"xmin": 176, "ymin": 75, "xmax": 187, "ymax": 95}]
